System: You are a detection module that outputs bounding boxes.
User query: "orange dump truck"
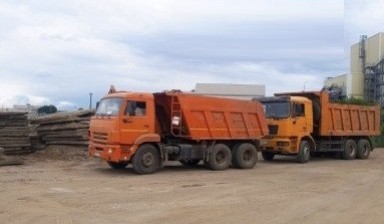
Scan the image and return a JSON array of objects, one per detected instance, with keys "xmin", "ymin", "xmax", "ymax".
[
  {"xmin": 258, "ymin": 91, "xmax": 380, "ymax": 163},
  {"xmin": 88, "ymin": 90, "xmax": 268, "ymax": 174}
]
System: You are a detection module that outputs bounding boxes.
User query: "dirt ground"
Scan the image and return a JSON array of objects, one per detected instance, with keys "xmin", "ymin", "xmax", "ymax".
[{"xmin": 1, "ymin": 146, "xmax": 384, "ymax": 224}]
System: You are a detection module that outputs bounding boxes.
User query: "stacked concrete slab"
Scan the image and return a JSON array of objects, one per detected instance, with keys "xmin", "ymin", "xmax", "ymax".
[
  {"xmin": 30, "ymin": 110, "xmax": 95, "ymax": 148},
  {"xmin": 0, "ymin": 112, "xmax": 31, "ymax": 154}
]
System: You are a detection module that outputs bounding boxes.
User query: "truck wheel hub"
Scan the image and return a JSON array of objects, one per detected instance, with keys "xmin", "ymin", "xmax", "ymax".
[
  {"xmin": 243, "ymin": 150, "xmax": 251, "ymax": 161},
  {"xmin": 142, "ymin": 152, "xmax": 154, "ymax": 167},
  {"xmin": 216, "ymin": 152, "xmax": 225, "ymax": 164}
]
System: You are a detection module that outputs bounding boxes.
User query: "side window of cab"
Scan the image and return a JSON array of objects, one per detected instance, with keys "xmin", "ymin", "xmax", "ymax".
[
  {"xmin": 125, "ymin": 101, "xmax": 147, "ymax": 116},
  {"xmin": 293, "ymin": 103, "xmax": 305, "ymax": 117}
]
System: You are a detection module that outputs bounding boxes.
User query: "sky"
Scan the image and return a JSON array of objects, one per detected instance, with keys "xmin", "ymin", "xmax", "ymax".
[{"xmin": 0, "ymin": 0, "xmax": 383, "ymax": 110}]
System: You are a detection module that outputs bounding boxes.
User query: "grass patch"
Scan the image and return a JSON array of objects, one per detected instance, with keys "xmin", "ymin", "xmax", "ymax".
[{"xmin": 335, "ymin": 97, "xmax": 377, "ymax": 106}]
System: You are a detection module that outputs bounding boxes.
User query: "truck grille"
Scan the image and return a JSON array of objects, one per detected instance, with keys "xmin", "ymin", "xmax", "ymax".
[
  {"xmin": 268, "ymin": 125, "xmax": 278, "ymax": 135},
  {"xmin": 92, "ymin": 132, "xmax": 108, "ymax": 145}
]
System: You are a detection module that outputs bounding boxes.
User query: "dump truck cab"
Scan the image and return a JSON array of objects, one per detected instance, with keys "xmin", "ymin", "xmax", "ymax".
[
  {"xmin": 260, "ymin": 96, "xmax": 314, "ymax": 157},
  {"xmin": 89, "ymin": 92, "xmax": 160, "ymax": 164}
]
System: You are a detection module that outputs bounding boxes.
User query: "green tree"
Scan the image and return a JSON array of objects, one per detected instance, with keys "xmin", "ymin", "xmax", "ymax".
[{"xmin": 37, "ymin": 105, "xmax": 57, "ymax": 114}]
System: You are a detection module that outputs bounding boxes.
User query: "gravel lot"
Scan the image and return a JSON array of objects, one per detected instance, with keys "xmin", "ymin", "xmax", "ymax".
[{"xmin": 1, "ymin": 146, "xmax": 383, "ymax": 224}]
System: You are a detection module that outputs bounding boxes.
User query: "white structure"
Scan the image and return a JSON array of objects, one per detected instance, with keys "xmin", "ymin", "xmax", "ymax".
[
  {"xmin": 324, "ymin": 74, "xmax": 349, "ymax": 96},
  {"xmin": 325, "ymin": 32, "xmax": 384, "ymax": 101},
  {"xmin": 11, "ymin": 104, "xmax": 39, "ymax": 117},
  {"xmin": 12, "ymin": 104, "xmax": 39, "ymax": 112},
  {"xmin": 194, "ymin": 83, "xmax": 265, "ymax": 100},
  {"xmin": 351, "ymin": 32, "xmax": 384, "ymax": 100}
]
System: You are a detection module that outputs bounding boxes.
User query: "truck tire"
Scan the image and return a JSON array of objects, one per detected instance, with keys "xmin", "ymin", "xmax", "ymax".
[
  {"xmin": 180, "ymin": 159, "xmax": 200, "ymax": 166},
  {"xmin": 296, "ymin": 140, "xmax": 310, "ymax": 163},
  {"xmin": 132, "ymin": 144, "xmax": 160, "ymax": 174},
  {"xmin": 207, "ymin": 144, "xmax": 231, "ymax": 171},
  {"xmin": 342, "ymin": 139, "xmax": 357, "ymax": 160},
  {"xmin": 232, "ymin": 143, "xmax": 258, "ymax": 169},
  {"xmin": 262, "ymin": 151, "xmax": 275, "ymax": 161},
  {"xmin": 356, "ymin": 139, "xmax": 371, "ymax": 159},
  {"xmin": 107, "ymin": 161, "xmax": 128, "ymax": 169}
]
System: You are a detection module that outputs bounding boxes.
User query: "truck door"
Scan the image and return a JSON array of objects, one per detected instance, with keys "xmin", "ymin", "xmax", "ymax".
[
  {"xmin": 120, "ymin": 99, "xmax": 153, "ymax": 145},
  {"xmin": 292, "ymin": 103, "xmax": 308, "ymax": 136}
]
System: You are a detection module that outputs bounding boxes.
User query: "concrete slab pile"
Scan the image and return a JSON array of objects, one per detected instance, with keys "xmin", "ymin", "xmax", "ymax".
[
  {"xmin": 30, "ymin": 110, "xmax": 95, "ymax": 148},
  {"xmin": 0, "ymin": 112, "xmax": 31, "ymax": 155}
]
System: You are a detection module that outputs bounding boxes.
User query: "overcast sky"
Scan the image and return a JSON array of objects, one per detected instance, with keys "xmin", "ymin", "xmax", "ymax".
[{"xmin": 0, "ymin": 0, "xmax": 383, "ymax": 110}]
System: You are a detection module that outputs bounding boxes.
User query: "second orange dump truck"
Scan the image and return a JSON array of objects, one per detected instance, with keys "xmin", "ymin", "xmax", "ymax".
[
  {"xmin": 259, "ymin": 91, "xmax": 381, "ymax": 163},
  {"xmin": 89, "ymin": 90, "xmax": 268, "ymax": 174}
]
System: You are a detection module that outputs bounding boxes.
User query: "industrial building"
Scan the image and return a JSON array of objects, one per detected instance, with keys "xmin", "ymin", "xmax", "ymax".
[
  {"xmin": 193, "ymin": 83, "xmax": 265, "ymax": 100},
  {"xmin": 325, "ymin": 32, "xmax": 384, "ymax": 106},
  {"xmin": 324, "ymin": 74, "xmax": 348, "ymax": 97}
]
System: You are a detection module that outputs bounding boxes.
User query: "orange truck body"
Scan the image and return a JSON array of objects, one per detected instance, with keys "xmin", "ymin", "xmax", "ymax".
[
  {"xmin": 154, "ymin": 91, "xmax": 267, "ymax": 140},
  {"xmin": 314, "ymin": 92, "xmax": 380, "ymax": 136},
  {"xmin": 89, "ymin": 90, "xmax": 268, "ymax": 174},
  {"xmin": 259, "ymin": 91, "xmax": 380, "ymax": 163}
]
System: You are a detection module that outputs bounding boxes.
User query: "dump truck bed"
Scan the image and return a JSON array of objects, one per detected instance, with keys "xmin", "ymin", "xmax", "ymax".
[
  {"xmin": 319, "ymin": 96, "xmax": 380, "ymax": 136},
  {"xmin": 154, "ymin": 91, "xmax": 268, "ymax": 140},
  {"xmin": 275, "ymin": 91, "xmax": 381, "ymax": 137}
]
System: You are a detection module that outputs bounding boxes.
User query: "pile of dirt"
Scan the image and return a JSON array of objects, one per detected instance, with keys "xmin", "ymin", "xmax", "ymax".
[
  {"xmin": 0, "ymin": 112, "xmax": 31, "ymax": 155},
  {"xmin": 29, "ymin": 110, "xmax": 95, "ymax": 149},
  {"xmin": 28, "ymin": 145, "xmax": 89, "ymax": 162},
  {"xmin": 0, "ymin": 147, "xmax": 23, "ymax": 166}
]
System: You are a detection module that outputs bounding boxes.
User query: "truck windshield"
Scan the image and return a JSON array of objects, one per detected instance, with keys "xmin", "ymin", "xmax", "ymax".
[
  {"xmin": 96, "ymin": 97, "xmax": 123, "ymax": 116},
  {"xmin": 262, "ymin": 102, "xmax": 291, "ymax": 119}
]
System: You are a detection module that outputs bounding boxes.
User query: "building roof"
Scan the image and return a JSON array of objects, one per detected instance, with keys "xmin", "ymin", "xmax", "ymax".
[{"xmin": 194, "ymin": 83, "xmax": 266, "ymax": 100}]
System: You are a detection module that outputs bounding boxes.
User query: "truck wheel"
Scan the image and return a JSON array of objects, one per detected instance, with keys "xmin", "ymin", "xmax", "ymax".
[
  {"xmin": 180, "ymin": 159, "xmax": 200, "ymax": 166},
  {"xmin": 342, "ymin": 139, "xmax": 357, "ymax": 160},
  {"xmin": 356, "ymin": 139, "xmax": 371, "ymax": 159},
  {"xmin": 132, "ymin": 144, "xmax": 160, "ymax": 174},
  {"xmin": 262, "ymin": 151, "xmax": 275, "ymax": 161},
  {"xmin": 107, "ymin": 161, "xmax": 128, "ymax": 169},
  {"xmin": 208, "ymin": 144, "xmax": 231, "ymax": 171},
  {"xmin": 233, "ymin": 143, "xmax": 258, "ymax": 169},
  {"xmin": 297, "ymin": 140, "xmax": 310, "ymax": 163}
]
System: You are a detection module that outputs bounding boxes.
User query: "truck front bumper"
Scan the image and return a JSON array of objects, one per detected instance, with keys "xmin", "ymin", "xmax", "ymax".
[
  {"xmin": 88, "ymin": 142, "xmax": 134, "ymax": 163},
  {"xmin": 261, "ymin": 137, "xmax": 296, "ymax": 154}
]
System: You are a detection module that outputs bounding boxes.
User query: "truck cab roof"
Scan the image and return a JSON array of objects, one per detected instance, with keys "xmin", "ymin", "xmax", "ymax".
[
  {"xmin": 258, "ymin": 95, "xmax": 311, "ymax": 104},
  {"xmin": 105, "ymin": 91, "xmax": 154, "ymax": 99}
]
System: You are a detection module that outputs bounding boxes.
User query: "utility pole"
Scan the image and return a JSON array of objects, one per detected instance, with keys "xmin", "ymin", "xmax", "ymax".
[{"xmin": 89, "ymin": 92, "xmax": 93, "ymax": 109}]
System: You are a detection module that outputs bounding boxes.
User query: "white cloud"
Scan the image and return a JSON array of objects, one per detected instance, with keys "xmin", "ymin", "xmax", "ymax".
[
  {"xmin": 0, "ymin": 0, "xmax": 347, "ymax": 109},
  {"xmin": 0, "ymin": 93, "xmax": 50, "ymax": 109},
  {"xmin": 57, "ymin": 101, "xmax": 77, "ymax": 111},
  {"xmin": 344, "ymin": 0, "xmax": 384, "ymax": 49}
]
